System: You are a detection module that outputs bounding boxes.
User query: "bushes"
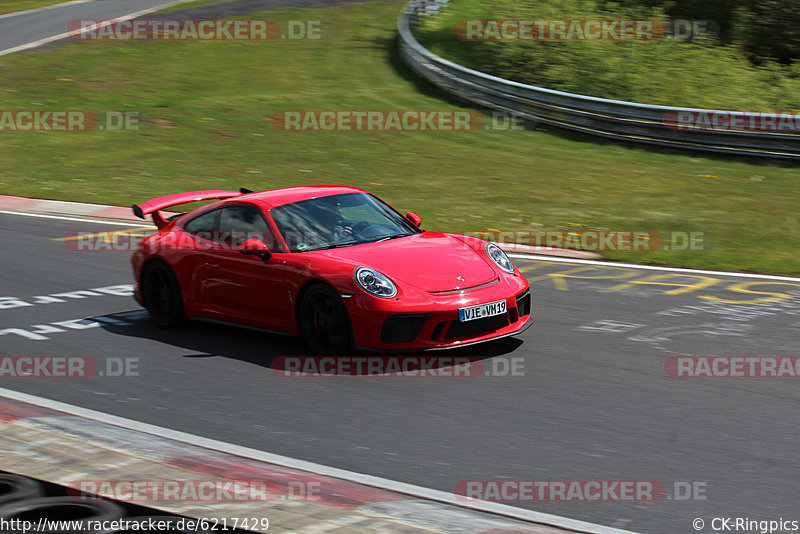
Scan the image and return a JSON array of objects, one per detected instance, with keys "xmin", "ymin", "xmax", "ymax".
[
  {"xmin": 645, "ymin": 0, "xmax": 800, "ymax": 64},
  {"xmin": 740, "ymin": 0, "xmax": 800, "ymax": 65}
]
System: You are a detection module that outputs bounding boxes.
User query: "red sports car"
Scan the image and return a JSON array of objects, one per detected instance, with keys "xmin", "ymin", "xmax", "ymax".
[{"xmin": 130, "ymin": 185, "xmax": 532, "ymax": 353}]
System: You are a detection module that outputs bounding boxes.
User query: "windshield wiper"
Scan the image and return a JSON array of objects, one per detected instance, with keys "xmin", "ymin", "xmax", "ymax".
[
  {"xmin": 374, "ymin": 233, "xmax": 410, "ymax": 242},
  {"xmin": 307, "ymin": 241, "xmax": 360, "ymax": 251},
  {"xmin": 305, "ymin": 234, "xmax": 410, "ymax": 250}
]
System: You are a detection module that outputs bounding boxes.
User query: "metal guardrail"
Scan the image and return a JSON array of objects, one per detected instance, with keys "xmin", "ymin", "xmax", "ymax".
[{"xmin": 397, "ymin": 0, "xmax": 800, "ymax": 159}]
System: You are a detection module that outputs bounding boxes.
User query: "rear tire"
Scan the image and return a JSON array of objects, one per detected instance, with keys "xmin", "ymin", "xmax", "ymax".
[
  {"xmin": 0, "ymin": 474, "xmax": 44, "ymax": 505},
  {"xmin": 0, "ymin": 497, "xmax": 124, "ymax": 534},
  {"xmin": 298, "ymin": 284, "xmax": 353, "ymax": 355},
  {"xmin": 141, "ymin": 261, "xmax": 186, "ymax": 328}
]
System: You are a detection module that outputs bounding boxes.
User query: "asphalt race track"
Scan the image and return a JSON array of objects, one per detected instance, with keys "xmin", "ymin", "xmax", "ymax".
[
  {"xmin": 0, "ymin": 0, "xmax": 379, "ymax": 55},
  {"xmin": 1, "ymin": 211, "xmax": 799, "ymax": 533},
  {"xmin": 0, "ymin": 0, "xmax": 185, "ymax": 54}
]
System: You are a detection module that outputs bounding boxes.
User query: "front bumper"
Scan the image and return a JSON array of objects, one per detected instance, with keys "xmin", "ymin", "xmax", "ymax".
[{"xmin": 345, "ymin": 278, "xmax": 532, "ymax": 351}]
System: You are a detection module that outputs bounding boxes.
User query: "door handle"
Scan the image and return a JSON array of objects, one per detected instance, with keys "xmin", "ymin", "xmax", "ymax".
[{"xmin": 204, "ymin": 261, "xmax": 220, "ymax": 270}]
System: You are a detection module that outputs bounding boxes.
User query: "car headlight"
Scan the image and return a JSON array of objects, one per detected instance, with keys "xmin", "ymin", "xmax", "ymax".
[
  {"xmin": 485, "ymin": 242, "xmax": 515, "ymax": 274},
  {"xmin": 354, "ymin": 267, "xmax": 397, "ymax": 298}
]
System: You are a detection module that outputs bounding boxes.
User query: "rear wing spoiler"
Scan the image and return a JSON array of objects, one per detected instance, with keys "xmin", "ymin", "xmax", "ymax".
[{"xmin": 132, "ymin": 189, "xmax": 252, "ymax": 228}]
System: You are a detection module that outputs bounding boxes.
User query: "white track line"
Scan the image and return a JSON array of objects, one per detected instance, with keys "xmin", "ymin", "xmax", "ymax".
[
  {"xmin": 508, "ymin": 253, "xmax": 800, "ymax": 283},
  {"xmin": 0, "ymin": 0, "xmax": 91, "ymax": 20},
  {"xmin": 0, "ymin": 209, "xmax": 150, "ymax": 227},
  {"xmin": 0, "ymin": 387, "xmax": 638, "ymax": 534},
  {"xmin": 0, "ymin": 0, "xmax": 198, "ymax": 57}
]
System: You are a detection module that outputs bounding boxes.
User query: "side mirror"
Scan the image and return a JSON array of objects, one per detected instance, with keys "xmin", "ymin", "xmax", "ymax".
[
  {"xmin": 239, "ymin": 238, "xmax": 272, "ymax": 260},
  {"xmin": 405, "ymin": 212, "xmax": 422, "ymax": 227}
]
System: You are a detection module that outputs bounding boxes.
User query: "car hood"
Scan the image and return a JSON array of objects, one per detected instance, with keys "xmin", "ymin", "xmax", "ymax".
[{"xmin": 319, "ymin": 232, "xmax": 498, "ymax": 292}]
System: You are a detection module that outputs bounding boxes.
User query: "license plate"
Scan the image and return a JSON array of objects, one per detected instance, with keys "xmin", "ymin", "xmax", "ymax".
[{"xmin": 458, "ymin": 299, "xmax": 507, "ymax": 322}]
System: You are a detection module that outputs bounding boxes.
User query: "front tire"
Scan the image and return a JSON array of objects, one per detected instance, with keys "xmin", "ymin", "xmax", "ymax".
[
  {"xmin": 298, "ymin": 284, "xmax": 353, "ymax": 355},
  {"xmin": 141, "ymin": 261, "xmax": 186, "ymax": 328}
]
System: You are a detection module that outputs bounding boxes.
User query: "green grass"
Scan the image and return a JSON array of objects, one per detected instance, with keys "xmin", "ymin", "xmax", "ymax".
[
  {"xmin": 0, "ymin": 1, "xmax": 799, "ymax": 274},
  {"xmin": 0, "ymin": 0, "xmax": 73, "ymax": 15}
]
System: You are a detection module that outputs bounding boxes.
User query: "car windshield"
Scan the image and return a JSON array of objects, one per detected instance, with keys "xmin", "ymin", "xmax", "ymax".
[{"xmin": 270, "ymin": 192, "xmax": 421, "ymax": 252}]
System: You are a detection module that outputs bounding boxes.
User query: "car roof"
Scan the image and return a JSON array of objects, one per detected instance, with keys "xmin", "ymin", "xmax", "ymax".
[{"xmin": 227, "ymin": 185, "xmax": 369, "ymax": 209}]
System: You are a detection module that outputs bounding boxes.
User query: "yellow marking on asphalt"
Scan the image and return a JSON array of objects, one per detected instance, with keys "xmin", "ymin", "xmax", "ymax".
[
  {"xmin": 602, "ymin": 273, "xmax": 720, "ymax": 295},
  {"xmin": 515, "ymin": 258, "xmax": 800, "ymax": 303},
  {"xmin": 699, "ymin": 281, "xmax": 800, "ymax": 304},
  {"xmin": 516, "ymin": 261, "xmax": 575, "ymax": 274},
  {"xmin": 527, "ymin": 265, "xmax": 639, "ymax": 291}
]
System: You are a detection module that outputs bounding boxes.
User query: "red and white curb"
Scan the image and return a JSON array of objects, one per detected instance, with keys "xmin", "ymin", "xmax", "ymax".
[
  {"xmin": 0, "ymin": 194, "xmax": 147, "ymax": 222},
  {"xmin": 499, "ymin": 242, "xmax": 601, "ymax": 259},
  {"xmin": 0, "ymin": 388, "xmax": 638, "ymax": 534}
]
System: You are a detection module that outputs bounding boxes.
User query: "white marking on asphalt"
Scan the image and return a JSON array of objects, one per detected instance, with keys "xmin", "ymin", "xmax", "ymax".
[
  {"xmin": 0, "ymin": 387, "xmax": 637, "ymax": 534},
  {"xmin": 0, "ymin": 0, "xmax": 92, "ymax": 20},
  {"xmin": 51, "ymin": 290, "xmax": 102, "ymax": 299},
  {"xmin": 0, "ymin": 210, "xmax": 149, "ymax": 227},
  {"xmin": 1, "ymin": 285, "xmax": 134, "ymax": 311},
  {"xmin": 51, "ymin": 318, "xmax": 100, "ymax": 330},
  {"xmin": 0, "ymin": 24, "xmax": 89, "ymax": 57},
  {"xmin": 30, "ymin": 324, "xmax": 67, "ymax": 335},
  {"xmin": 0, "ymin": 328, "xmax": 48, "ymax": 340},
  {"xmin": 575, "ymin": 320, "xmax": 644, "ymax": 333},
  {"xmin": 32, "ymin": 296, "xmax": 67, "ymax": 304},
  {"xmin": 0, "ymin": 0, "xmax": 199, "ymax": 57},
  {"xmin": 508, "ymin": 253, "xmax": 800, "ymax": 283}
]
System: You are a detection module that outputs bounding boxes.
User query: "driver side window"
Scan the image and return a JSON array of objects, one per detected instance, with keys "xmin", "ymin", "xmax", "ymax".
[
  {"xmin": 218, "ymin": 205, "xmax": 276, "ymax": 249},
  {"xmin": 183, "ymin": 209, "xmax": 219, "ymax": 242}
]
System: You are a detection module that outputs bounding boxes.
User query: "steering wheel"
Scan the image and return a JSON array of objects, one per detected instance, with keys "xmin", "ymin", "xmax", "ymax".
[{"xmin": 339, "ymin": 221, "xmax": 370, "ymax": 238}]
